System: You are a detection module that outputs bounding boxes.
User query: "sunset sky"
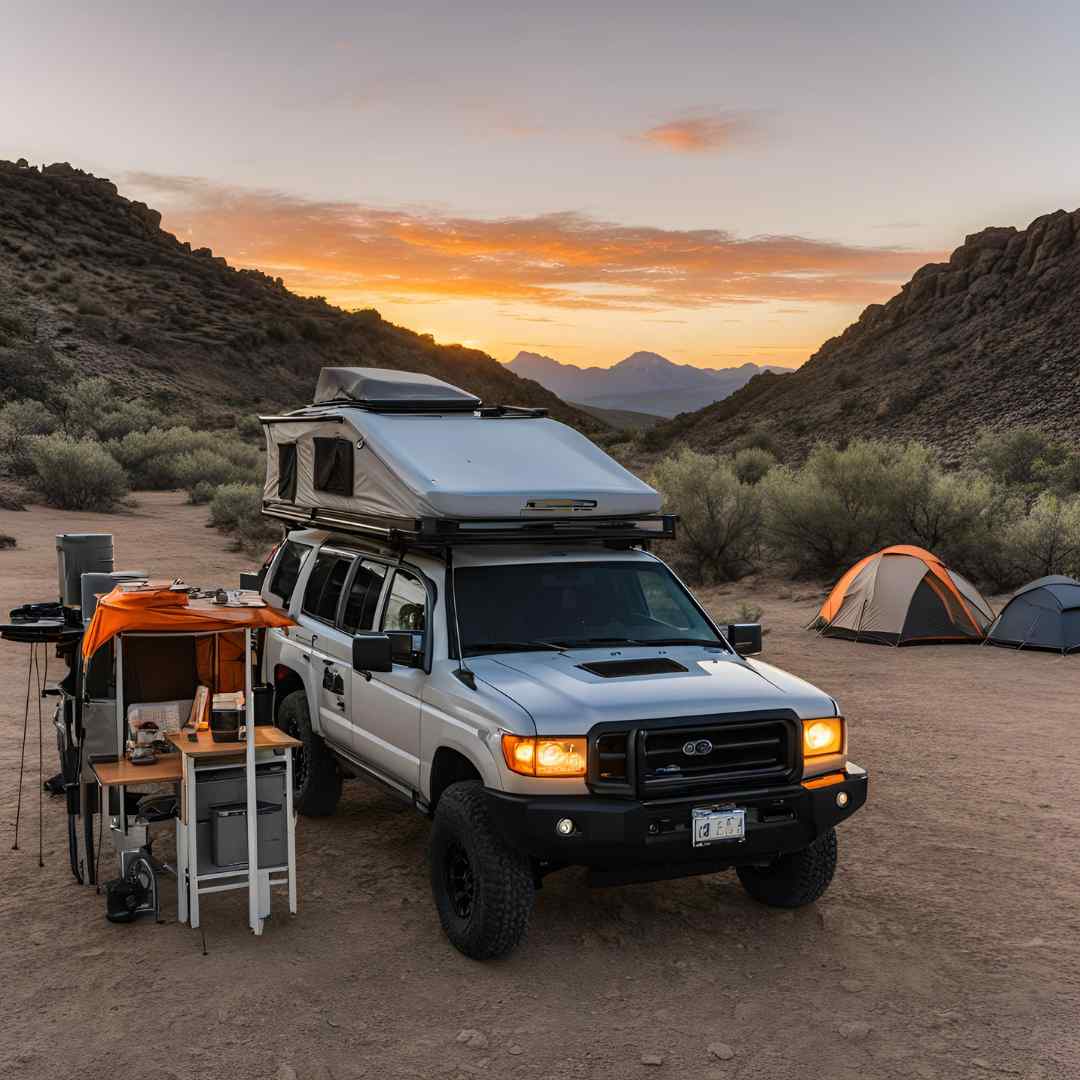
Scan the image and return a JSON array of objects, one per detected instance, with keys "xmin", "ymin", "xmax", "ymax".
[{"xmin": 5, "ymin": 1, "xmax": 1080, "ymax": 368}]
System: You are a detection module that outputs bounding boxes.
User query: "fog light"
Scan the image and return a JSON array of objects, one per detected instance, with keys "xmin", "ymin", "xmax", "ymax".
[
  {"xmin": 555, "ymin": 817, "xmax": 575, "ymax": 836},
  {"xmin": 836, "ymin": 791, "xmax": 849, "ymax": 808}
]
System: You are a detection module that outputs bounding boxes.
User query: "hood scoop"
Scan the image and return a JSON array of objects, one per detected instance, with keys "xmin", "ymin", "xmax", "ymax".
[{"xmin": 578, "ymin": 657, "xmax": 688, "ymax": 679}]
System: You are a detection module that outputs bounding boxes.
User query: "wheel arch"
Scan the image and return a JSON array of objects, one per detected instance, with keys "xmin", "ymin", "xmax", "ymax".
[{"xmin": 428, "ymin": 746, "xmax": 485, "ymax": 813}]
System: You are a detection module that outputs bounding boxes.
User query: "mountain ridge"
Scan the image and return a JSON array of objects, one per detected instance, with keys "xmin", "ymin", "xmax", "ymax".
[
  {"xmin": 642, "ymin": 209, "xmax": 1080, "ymax": 462},
  {"xmin": 507, "ymin": 349, "xmax": 790, "ymax": 417},
  {"xmin": 0, "ymin": 159, "xmax": 606, "ymax": 435}
]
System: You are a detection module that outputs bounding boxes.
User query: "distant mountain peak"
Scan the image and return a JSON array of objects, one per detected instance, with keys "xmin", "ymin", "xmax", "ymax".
[{"xmin": 507, "ymin": 349, "xmax": 789, "ymax": 418}]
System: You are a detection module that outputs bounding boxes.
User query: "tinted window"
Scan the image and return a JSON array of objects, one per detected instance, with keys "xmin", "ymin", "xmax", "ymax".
[
  {"xmin": 269, "ymin": 541, "xmax": 310, "ymax": 606},
  {"xmin": 342, "ymin": 560, "xmax": 388, "ymax": 633},
  {"xmin": 382, "ymin": 571, "xmax": 427, "ymax": 632},
  {"xmin": 453, "ymin": 561, "xmax": 721, "ymax": 656},
  {"xmin": 278, "ymin": 444, "xmax": 298, "ymax": 501},
  {"xmin": 302, "ymin": 553, "xmax": 353, "ymax": 623},
  {"xmin": 314, "ymin": 437, "xmax": 353, "ymax": 496}
]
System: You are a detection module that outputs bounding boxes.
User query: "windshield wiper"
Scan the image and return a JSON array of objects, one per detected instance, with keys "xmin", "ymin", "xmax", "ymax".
[
  {"xmin": 464, "ymin": 640, "xmax": 567, "ymax": 656},
  {"xmin": 550, "ymin": 636, "xmax": 646, "ymax": 647},
  {"xmin": 641, "ymin": 637, "xmax": 727, "ymax": 648}
]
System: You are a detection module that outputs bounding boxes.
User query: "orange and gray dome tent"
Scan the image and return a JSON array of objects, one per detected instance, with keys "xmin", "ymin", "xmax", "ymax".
[{"xmin": 812, "ymin": 545, "xmax": 994, "ymax": 645}]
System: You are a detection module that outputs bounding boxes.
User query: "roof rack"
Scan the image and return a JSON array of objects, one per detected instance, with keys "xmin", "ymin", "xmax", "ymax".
[{"xmin": 262, "ymin": 501, "xmax": 676, "ymax": 549}]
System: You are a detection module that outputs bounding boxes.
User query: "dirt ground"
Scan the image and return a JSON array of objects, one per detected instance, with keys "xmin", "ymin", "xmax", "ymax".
[{"xmin": 0, "ymin": 491, "xmax": 1077, "ymax": 1080}]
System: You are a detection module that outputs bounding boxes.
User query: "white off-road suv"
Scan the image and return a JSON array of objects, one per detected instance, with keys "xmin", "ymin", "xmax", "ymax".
[{"xmin": 258, "ymin": 532, "xmax": 868, "ymax": 959}]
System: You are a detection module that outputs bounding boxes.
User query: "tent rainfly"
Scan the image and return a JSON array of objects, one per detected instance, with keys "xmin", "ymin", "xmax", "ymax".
[
  {"xmin": 813, "ymin": 545, "xmax": 994, "ymax": 645},
  {"xmin": 986, "ymin": 575, "xmax": 1080, "ymax": 653},
  {"xmin": 260, "ymin": 367, "xmax": 662, "ymax": 525}
]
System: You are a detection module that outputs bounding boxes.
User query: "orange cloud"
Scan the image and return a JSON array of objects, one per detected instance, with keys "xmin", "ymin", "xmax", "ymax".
[
  {"xmin": 124, "ymin": 172, "xmax": 943, "ymax": 313},
  {"xmin": 633, "ymin": 112, "xmax": 756, "ymax": 153}
]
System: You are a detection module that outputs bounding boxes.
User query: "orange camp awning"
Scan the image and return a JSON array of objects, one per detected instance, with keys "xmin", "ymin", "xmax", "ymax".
[{"xmin": 81, "ymin": 587, "xmax": 294, "ymax": 660}]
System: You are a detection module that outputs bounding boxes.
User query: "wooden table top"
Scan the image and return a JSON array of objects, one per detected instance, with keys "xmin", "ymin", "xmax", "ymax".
[
  {"xmin": 165, "ymin": 726, "xmax": 301, "ymax": 758},
  {"xmin": 92, "ymin": 755, "xmax": 183, "ymax": 787}
]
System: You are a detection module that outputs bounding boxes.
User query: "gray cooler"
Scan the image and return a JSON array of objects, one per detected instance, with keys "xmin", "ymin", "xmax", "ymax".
[{"xmin": 194, "ymin": 762, "xmax": 287, "ymax": 874}]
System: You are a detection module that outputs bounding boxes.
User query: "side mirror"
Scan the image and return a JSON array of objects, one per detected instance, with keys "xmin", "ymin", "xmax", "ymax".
[
  {"xmin": 388, "ymin": 630, "xmax": 425, "ymax": 668},
  {"xmin": 353, "ymin": 633, "xmax": 393, "ymax": 675},
  {"xmin": 727, "ymin": 623, "xmax": 762, "ymax": 656}
]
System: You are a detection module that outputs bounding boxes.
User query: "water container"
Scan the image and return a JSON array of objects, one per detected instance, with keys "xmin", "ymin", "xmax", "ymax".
[
  {"xmin": 56, "ymin": 534, "xmax": 113, "ymax": 606},
  {"xmin": 80, "ymin": 570, "xmax": 147, "ymax": 621}
]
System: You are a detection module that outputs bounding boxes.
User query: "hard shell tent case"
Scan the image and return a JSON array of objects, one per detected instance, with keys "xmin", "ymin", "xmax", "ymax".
[{"xmin": 260, "ymin": 368, "xmax": 674, "ymax": 548}]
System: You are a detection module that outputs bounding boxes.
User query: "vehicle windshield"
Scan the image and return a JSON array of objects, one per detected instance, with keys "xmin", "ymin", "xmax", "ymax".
[{"xmin": 454, "ymin": 560, "xmax": 725, "ymax": 657}]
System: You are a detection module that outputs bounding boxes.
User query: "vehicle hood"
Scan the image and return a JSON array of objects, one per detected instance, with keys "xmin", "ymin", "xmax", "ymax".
[{"xmin": 468, "ymin": 646, "xmax": 836, "ymax": 735}]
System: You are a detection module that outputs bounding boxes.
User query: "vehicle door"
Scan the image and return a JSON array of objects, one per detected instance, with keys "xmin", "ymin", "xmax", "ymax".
[
  {"xmin": 351, "ymin": 566, "xmax": 427, "ymax": 790},
  {"xmin": 298, "ymin": 547, "xmax": 356, "ymax": 751},
  {"xmin": 262, "ymin": 538, "xmax": 314, "ymax": 680}
]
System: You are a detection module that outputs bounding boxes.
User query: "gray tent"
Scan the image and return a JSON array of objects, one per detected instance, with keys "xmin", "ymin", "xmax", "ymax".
[
  {"xmin": 261, "ymin": 368, "xmax": 661, "ymax": 525},
  {"xmin": 986, "ymin": 576, "xmax": 1080, "ymax": 653}
]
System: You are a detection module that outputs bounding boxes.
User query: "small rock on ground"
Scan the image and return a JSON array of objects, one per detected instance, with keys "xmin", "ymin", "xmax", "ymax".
[
  {"xmin": 641, "ymin": 1052, "xmax": 664, "ymax": 1066},
  {"xmin": 456, "ymin": 1029, "xmax": 489, "ymax": 1049},
  {"xmin": 837, "ymin": 1020, "xmax": 872, "ymax": 1040},
  {"xmin": 708, "ymin": 1042, "xmax": 735, "ymax": 1061}
]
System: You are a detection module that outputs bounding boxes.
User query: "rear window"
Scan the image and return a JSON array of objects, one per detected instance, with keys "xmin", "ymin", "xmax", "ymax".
[
  {"xmin": 341, "ymin": 560, "xmax": 388, "ymax": 633},
  {"xmin": 314, "ymin": 437, "xmax": 353, "ymax": 496},
  {"xmin": 302, "ymin": 553, "xmax": 353, "ymax": 624},
  {"xmin": 268, "ymin": 541, "xmax": 310, "ymax": 606}
]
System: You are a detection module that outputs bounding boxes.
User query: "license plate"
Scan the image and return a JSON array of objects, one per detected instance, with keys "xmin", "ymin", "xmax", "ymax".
[{"xmin": 692, "ymin": 806, "xmax": 746, "ymax": 846}]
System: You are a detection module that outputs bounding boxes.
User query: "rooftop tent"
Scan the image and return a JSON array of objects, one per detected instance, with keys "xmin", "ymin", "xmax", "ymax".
[
  {"xmin": 813, "ymin": 545, "xmax": 994, "ymax": 645},
  {"xmin": 986, "ymin": 575, "xmax": 1080, "ymax": 653},
  {"xmin": 261, "ymin": 367, "xmax": 662, "ymax": 526}
]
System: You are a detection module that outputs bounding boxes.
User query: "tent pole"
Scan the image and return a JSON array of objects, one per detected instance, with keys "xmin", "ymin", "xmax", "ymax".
[{"xmin": 244, "ymin": 628, "xmax": 260, "ymax": 935}]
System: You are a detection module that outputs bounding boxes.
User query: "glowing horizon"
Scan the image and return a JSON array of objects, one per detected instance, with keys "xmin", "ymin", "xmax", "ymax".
[{"xmin": 6, "ymin": 2, "xmax": 1079, "ymax": 369}]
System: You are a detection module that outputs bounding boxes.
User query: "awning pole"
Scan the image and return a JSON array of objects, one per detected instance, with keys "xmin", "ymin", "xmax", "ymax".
[{"xmin": 244, "ymin": 628, "xmax": 260, "ymax": 934}]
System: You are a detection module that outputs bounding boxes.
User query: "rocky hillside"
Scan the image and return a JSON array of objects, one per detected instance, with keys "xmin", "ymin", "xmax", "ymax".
[
  {"xmin": 0, "ymin": 160, "xmax": 604, "ymax": 433},
  {"xmin": 643, "ymin": 210, "xmax": 1080, "ymax": 462}
]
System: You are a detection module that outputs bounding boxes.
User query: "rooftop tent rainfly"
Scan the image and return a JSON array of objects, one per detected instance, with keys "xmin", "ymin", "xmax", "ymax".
[{"xmin": 259, "ymin": 367, "xmax": 665, "ymax": 542}]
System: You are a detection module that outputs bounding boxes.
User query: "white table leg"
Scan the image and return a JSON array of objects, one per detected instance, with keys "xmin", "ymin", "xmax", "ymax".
[
  {"xmin": 185, "ymin": 754, "xmax": 200, "ymax": 929},
  {"xmin": 175, "ymin": 814, "xmax": 188, "ymax": 924},
  {"xmin": 285, "ymin": 747, "xmax": 297, "ymax": 915}
]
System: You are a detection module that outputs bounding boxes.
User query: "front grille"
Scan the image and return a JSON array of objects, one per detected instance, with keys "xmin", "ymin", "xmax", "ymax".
[{"xmin": 587, "ymin": 713, "xmax": 797, "ymax": 798}]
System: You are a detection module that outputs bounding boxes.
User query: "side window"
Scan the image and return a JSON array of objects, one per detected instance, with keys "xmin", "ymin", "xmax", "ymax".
[
  {"xmin": 278, "ymin": 444, "xmax": 298, "ymax": 501},
  {"xmin": 313, "ymin": 437, "xmax": 353, "ymax": 496},
  {"xmin": 302, "ymin": 553, "xmax": 353, "ymax": 624},
  {"xmin": 268, "ymin": 541, "xmax": 310, "ymax": 607},
  {"xmin": 341, "ymin": 560, "xmax": 388, "ymax": 633},
  {"xmin": 381, "ymin": 571, "xmax": 428, "ymax": 632}
]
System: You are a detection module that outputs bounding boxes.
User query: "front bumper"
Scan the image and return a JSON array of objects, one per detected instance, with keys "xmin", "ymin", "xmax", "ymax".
[{"xmin": 486, "ymin": 762, "xmax": 868, "ymax": 885}]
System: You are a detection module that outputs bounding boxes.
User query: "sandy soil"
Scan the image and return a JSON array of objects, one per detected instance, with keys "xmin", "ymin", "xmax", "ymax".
[{"xmin": 0, "ymin": 491, "xmax": 1077, "ymax": 1080}]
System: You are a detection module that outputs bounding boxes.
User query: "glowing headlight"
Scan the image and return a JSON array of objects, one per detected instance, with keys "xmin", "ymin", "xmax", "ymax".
[
  {"xmin": 802, "ymin": 717, "xmax": 844, "ymax": 757},
  {"xmin": 502, "ymin": 735, "xmax": 587, "ymax": 777}
]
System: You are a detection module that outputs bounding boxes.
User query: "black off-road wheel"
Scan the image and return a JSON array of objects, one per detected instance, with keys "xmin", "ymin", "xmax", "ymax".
[
  {"xmin": 430, "ymin": 781, "xmax": 535, "ymax": 960},
  {"xmin": 276, "ymin": 690, "xmax": 341, "ymax": 817},
  {"xmin": 736, "ymin": 828, "xmax": 838, "ymax": 908}
]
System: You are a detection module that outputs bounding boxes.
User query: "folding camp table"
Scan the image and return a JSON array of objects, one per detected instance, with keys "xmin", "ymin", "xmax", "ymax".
[{"xmin": 82, "ymin": 589, "xmax": 298, "ymax": 934}]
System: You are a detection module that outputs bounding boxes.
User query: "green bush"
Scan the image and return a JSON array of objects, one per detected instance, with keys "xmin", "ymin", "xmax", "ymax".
[
  {"xmin": 29, "ymin": 435, "xmax": 129, "ymax": 510},
  {"xmin": 1001, "ymin": 494, "xmax": 1080, "ymax": 581},
  {"xmin": 733, "ymin": 447, "xmax": 776, "ymax": 485},
  {"xmin": 973, "ymin": 427, "xmax": 1055, "ymax": 488},
  {"xmin": 0, "ymin": 399, "xmax": 57, "ymax": 477},
  {"xmin": 209, "ymin": 483, "xmax": 279, "ymax": 551},
  {"xmin": 651, "ymin": 448, "xmax": 762, "ymax": 582},
  {"xmin": 761, "ymin": 440, "xmax": 898, "ymax": 576},
  {"xmin": 109, "ymin": 425, "xmax": 263, "ymax": 493},
  {"xmin": 58, "ymin": 377, "xmax": 163, "ymax": 440},
  {"xmin": 172, "ymin": 448, "xmax": 256, "ymax": 502},
  {"xmin": 234, "ymin": 413, "xmax": 264, "ymax": 440}
]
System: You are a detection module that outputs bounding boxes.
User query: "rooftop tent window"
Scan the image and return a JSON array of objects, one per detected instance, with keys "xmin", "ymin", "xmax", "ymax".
[
  {"xmin": 314, "ymin": 437, "xmax": 354, "ymax": 496},
  {"xmin": 278, "ymin": 443, "xmax": 298, "ymax": 501}
]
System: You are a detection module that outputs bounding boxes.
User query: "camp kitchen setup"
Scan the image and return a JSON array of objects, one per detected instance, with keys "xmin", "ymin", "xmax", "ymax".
[{"xmin": 1, "ymin": 535, "xmax": 300, "ymax": 934}]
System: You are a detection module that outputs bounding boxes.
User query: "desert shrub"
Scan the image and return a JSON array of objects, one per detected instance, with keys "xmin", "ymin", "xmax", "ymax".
[
  {"xmin": 733, "ymin": 425, "xmax": 780, "ymax": 457},
  {"xmin": 57, "ymin": 377, "xmax": 163, "ymax": 439},
  {"xmin": 1000, "ymin": 494, "xmax": 1080, "ymax": 581},
  {"xmin": 761, "ymin": 440, "xmax": 899, "ymax": 576},
  {"xmin": 29, "ymin": 435, "xmax": 128, "ymax": 510},
  {"xmin": 0, "ymin": 533, "xmax": 15, "ymax": 550},
  {"xmin": 234, "ymin": 413, "xmax": 264, "ymax": 440},
  {"xmin": 715, "ymin": 600, "xmax": 764, "ymax": 624},
  {"xmin": 650, "ymin": 449, "xmax": 762, "ymax": 583},
  {"xmin": 973, "ymin": 426, "xmax": 1054, "ymax": 488},
  {"xmin": 109, "ymin": 426, "xmax": 262, "ymax": 493},
  {"xmin": 0, "ymin": 399, "xmax": 58, "ymax": 476},
  {"xmin": 1034, "ymin": 448, "xmax": 1080, "ymax": 498},
  {"xmin": 209, "ymin": 482, "xmax": 279, "ymax": 551},
  {"xmin": 733, "ymin": 447, "xmax": 775, "ymax": 485},
  {"xmin": 172, "ymin": 447, "xmax": 258, "ymax": 502}
]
